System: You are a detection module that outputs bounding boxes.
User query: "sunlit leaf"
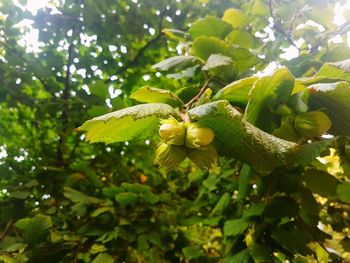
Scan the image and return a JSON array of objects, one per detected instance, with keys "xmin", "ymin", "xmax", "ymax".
[{"xmin": 79, "ymin": 103, "xmax": 178, "ymax": 143}]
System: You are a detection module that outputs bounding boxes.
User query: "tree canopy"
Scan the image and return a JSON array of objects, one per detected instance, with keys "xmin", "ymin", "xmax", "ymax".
[{"xmin": 1, "ymin": 0, "xmax": 350, "ymax": 262}]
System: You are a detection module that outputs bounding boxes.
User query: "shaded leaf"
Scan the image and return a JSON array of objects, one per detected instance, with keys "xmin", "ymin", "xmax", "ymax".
[
  {"xmin": 224, "ymin": 249, "xmax": 250, "ymax": 263},
  {"xmin": 237, "ymin": 164, "xmax": 252, "ymax": 201},
  {"xmin": 224, "ymin": 218, "xmax": 250, "ymax": 236},
  {"xmin": 115, "ymin": 192, "xmax": 139, "ymax": 205},
  {"xmin": 292, "ymin": 139, "xmax": 332, "ymax": 166},
  {"xmin": 337, "ymin": 182, "xmax": 350, "ymax": 203},
  {"xmin": 202, "ymin": 54, "xmax": 232, "ymax": 71},
  {"xmin": 272, "ymin": 223, "xmax": 312, "ymax": 254},
  {"xmin": 91, "ymin": 253, "xmax": 114, "ymax": 263},
  {"xmin": 306, "ymin": 81, "xmax": 350, "ymax": 136},
  {"xmin": 250, "ymin": 243, "xmax": 272, "ymax": 263},
  {"xmin": 303, "ymin": 170, "xmax": 339, "ymax": 197},
  {"xmin": 244, "ymin": 203, "xmax": 264, "ymax": 218},
  {"xmin": 265, "ymin": 196, "xmax": 299, "ymax": 218},
  {"xmin": 64, "ymin": 187, "xmax": 101, "ymax": 204},
  {"xmin": 182, "ymin": 246, "xmax": 204, "ymax": 259},
  {"xmin": 245, "ymin": 67, "xmax": 295, "ymax": 132},
  {"xmin": 152, "ymin": 55, "xmax": 201, "ymax": 71},
  {"xmin": 15, "ymin": 215, "xmax": 52, "ymax": 243},
  {"xmin": 130, "ymin": 86, "xmax": 183, "ymax": 107},
  {"xmin": 10, "ymin": 191, "xmax": 30, "ymax": 199},
  {"xmin": 211, "ymin": 192, "xmax": 231, "ymax": 215}
]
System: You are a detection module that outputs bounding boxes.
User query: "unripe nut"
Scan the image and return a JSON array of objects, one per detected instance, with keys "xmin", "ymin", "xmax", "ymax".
[
  {"xmin": 185, "ymin": 123, "xmax": 214, "ymax": 148},
  {"xmin": 294, "ymin": 111, "xmax": 332, "ymax": 137},
  {"xmin": 159, "ymin": 118, "xmax": 186, "ymax": 145}
]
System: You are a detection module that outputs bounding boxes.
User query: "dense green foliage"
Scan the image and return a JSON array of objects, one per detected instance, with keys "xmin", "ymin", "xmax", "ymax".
[{"xmin": 1, "ymin": 0, "xmax": 350, "ymax": 262}]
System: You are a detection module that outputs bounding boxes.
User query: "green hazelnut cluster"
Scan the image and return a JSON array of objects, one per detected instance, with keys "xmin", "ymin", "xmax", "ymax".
[
  {"xmin": 154, "ymin": 117, "xmax": 217, "ymax": 171},
  {"xmin": 273, "ymin": 109, "xmax": 332, "ymax": 142}
]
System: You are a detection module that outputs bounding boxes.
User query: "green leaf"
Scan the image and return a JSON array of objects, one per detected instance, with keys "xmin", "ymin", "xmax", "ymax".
[
  {"xmin": 224, "ymin": 249, "xmax": 250, "ymax": 263},
  {"xmin": 337, "ymin": 182, "xmax": 350, "ymax": 203},
  {"xmin": 237, "ymin": 164, "xmax": 252, "ymax": 201},
  {"xmin": 64, "ymin": 187, "xmax": 101, "ymax": 204},
  {"xmin": 316, "ymin": 59, "xmax": 350, "ymax": 81},
  {"xmin": 192, "ymin": 36, "xmax": 233, "ymax": 60},
  {"xmin": 24, "ymin": 179, "xmax": 39, "ymax": 188},
  {"xmin": 244, "ymin": 203, "xmax": 264, "ymax": 218},
  {"xmin": 0, "ymin": 255, "xmax": 15, "ymax": 263},
  {"xmin": 271, "ymin": 223, "xmax": 312, "ymax": 254},
  {"xmin": 202, "ymin": 54, "xmax": 232, "ymax": 71},
  {"xmin": 245, "ymin": 67, "xmax": 295, "ymax": 131},
  {"xmin": 167, "ymin": 65, "xmax": 199, "ymax": 79},
  {"xmin": 213, "ymin": 76, "xmax": 258, "ymax": 106},
  {"xmin": 224, "ymin": 218, "xmax": 250, "ymax": 237},
  {"xmin": 102, "ymin": 186, "xmax": 124, "ymax": 198},
  {"xmin": 182, "ymin": 246, "xmax": 204, "ymax": 259},
  {"xmin": 91, "ymin": 207, "xmax": 115, "ymax": 217},
  {"xmin": 299, "ymin": 187, "xmax": 320, "ymax": 226},
  {"xmin": 188, "ymin": 100, "xmax": 298, "ymax": 173},
  {"xmin": 292, "ymin": 139, "xmax": 332, "ymax": 166},
  {"xmin": 250, "ymin": 243, "xmax": 273, "ymax": 263},
  {"xmin": 250, "ymin": 0, "xmax": 269, "ymax": 16},
  {"xmin": 15, "ymin": 214, "xmax": 52, "ymax": 243},
  {"xmin": 115, "ymin": 192, "xmax": 139, "ymax": 205},
  {"xmin": 152, "ymin": 55, "xmax": 201, "ymax": 71},
  {"xmin": 130, "ymin": 86, "xmax": 183, "ymax": 107},
  {"xmin": 231, "ymin": 47, "xmax": 259, "ymax": 73},
  {"xmin": 225, "ymin": 30, "xmax": 257, "ymax": 49},
  {"xmin": 189, "ymin": 15, "xmax": 232, "ymax": 39},
  {"xmin": 142, "ymin": 191, "xmax": 160, "ymax": 205},
  {"xmin": 79, "ymin": 103, "xmax": 178, "ymax": 143},
  {"xmin": 192, "ymin": 36, "xmax": 258, "ymax": 72},
  {"xmin": 91, "ymin": 253, "xmax": 114, "ymax": 263},
  {"xmin": 10, "ymin": 191, "xmax": 31, "ymax": 199},
  {"xmin": 211, "ymin": 192, "xmax": 231, "ymax": 215},
  {"xmin": 162, "ymin": 28, "xmax": 188, "ymax": 41},
  {"xmin": 303, "ymin": 170, "xmax": 339, "ymax": 197},
  {"xmin": 89, "ymin": 80, "xmax": 109, "ymax": 98},
  {"xmin": 306, "ymin": 4, "xmax": 335, "ymax": 29},
  {"xmin": 265, "ymin": 196, "xmax": 299, "ymax": 218},
  {"xmin": 222, "ymin": 8, "xmax": 252, "ymax": 28},
  {"xmin": 306, "ymin": 81, "xmax": 350, "ymax": 136}
]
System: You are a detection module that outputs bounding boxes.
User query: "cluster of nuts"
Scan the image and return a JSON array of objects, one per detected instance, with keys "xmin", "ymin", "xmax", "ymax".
[
  {"xmin": 154, "ymin": 117, "xmax": 217, "ymax": 171},
  {"xmin": 274, "ymin": 109, "xmax": 332, "ymax": 142}
]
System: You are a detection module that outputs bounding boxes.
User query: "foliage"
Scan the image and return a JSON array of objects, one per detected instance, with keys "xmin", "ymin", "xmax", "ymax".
[{"xmin": 1, "ymin": 0, "xmax": 350, "ymax": 262}]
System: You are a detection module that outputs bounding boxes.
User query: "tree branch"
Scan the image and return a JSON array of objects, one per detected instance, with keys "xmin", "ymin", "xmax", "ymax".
[
  {"xmin": 107, "ymin": 9, "xmax": 167, "ymax": 82},
  {"xmin": 268, "ymin": 0, "xmax": 299, "ymax": 50}
]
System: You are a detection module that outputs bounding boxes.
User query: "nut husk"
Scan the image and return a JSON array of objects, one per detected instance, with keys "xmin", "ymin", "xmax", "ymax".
[
  {"xmin": 294, "ymin": 111, "xmax": 332, "ymax": 137},
  {"xmin": 154, "ymin": 142, "xmax": 187, "ymax": 171}
]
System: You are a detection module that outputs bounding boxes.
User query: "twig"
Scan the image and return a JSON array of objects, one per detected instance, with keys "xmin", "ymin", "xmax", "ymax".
[
  {"xmin": 56, "ymin": 1, "xmax": 83, "ymax": 167},
  {"xmin": 0, "ymin": 220, "xmax": 14, "ymax": 241},
  {"xmin": 106, "ymin": 8, "xmax": 167, "ymax": 82},
  {"xmin": 268, "ymin": 0, "xmax": 299, "ymax": 50},
  {"xmin": 184, "ymin": 80, "xmax": 210, "ymax": 109}
]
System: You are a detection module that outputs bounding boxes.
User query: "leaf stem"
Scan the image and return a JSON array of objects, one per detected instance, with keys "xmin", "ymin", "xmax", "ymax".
[{"xmin": 184, "ymin": 80, "xmax": 210, "ymax": 110}]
